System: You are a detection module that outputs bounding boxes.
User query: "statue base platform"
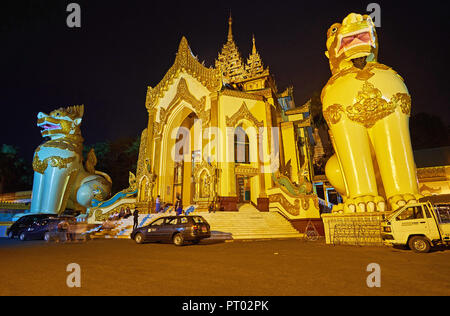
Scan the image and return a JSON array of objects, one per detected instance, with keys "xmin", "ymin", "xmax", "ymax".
[{"xmin": 322, "ymin": 212, "xmax": 392, "ymax": 246}]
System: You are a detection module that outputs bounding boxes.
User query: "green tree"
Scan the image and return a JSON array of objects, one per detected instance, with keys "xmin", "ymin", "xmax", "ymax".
[
  {"xmin": 84, "ymin": 136, "xmax": 140, "ymax": 194},
  {"xmin": 0, "ymin": 145, "xmax": 33, "ymax": 193}
]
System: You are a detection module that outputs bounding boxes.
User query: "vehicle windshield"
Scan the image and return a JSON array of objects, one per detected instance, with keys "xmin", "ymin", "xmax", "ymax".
[
  {"xmin": 435, "ymin": 204, "xmax": 450, "ymax": 223},
  {"xmin": 396, "ymin": 206, "xmax": 424, "ymax": 221}
]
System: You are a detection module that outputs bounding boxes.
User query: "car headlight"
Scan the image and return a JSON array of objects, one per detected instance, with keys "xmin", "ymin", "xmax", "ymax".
[{"xmin": 27, "ymin": 228, "xmax": 34, "ymax": 232}]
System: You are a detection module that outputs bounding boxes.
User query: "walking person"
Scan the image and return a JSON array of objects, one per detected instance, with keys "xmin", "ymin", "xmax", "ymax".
[
  {"xmin": 124, "ymin": 207, "xmax": 132, "ymax": 219},
  {"xmin": 155, "ymin": 195, "xmax": 161, "ymax": 213},
  {"xmin": 175, "ymin": 196, "xmax": 183, "ymax": 216},
  {"xmin": 119, "ymin": 208, "xmax": 125, "ymax": 219},
  {"xmin": 133, "ymin": 209, "xmax": 139, "ymax": 230},
  {"xmin": 57, "ymin": 219, "xmax": 69, "ymax": 243}
]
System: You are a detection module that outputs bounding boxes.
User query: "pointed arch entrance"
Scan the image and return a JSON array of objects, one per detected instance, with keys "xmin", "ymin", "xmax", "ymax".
[
  {"xmin": 226, "ymin": 102, "xmax": 266, "ymax": 209},
  {"xmin": 159, "ymin": 107, "xmax": 200, "ymax": 207}
]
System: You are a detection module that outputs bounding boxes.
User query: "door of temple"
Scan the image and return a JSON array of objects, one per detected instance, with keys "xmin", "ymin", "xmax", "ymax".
[
  {"xmin": 237, "ymin": 176, "xmax": 251, "ymax": 204},
  {"xmin": 173, "ymin": 161, "xmax": 184, "ymax": 205}
]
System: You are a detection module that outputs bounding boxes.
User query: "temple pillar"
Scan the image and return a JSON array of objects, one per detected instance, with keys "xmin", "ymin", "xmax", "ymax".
[
  {"xmin": 257, "ymin": 131, "xmax": 269, "ymax": 211},
  {"xmin": 281, "ymin": 121, "xmax": 300, "ymax": 183}
]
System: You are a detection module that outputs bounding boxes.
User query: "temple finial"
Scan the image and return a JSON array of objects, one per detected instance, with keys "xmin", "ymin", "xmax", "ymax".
[
  {"xmin": 252, "ymin": 34, "xmax": 256, "ymax": 54},
  {"xmin": 227, "ymin": 12, "xmax": 233, "ymax": 42}
]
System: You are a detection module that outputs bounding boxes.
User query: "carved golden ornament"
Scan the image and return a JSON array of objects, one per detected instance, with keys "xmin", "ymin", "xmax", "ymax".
[
  {"xmin": 168, "ymin": 78, "xmax": 210, "ymax": 126},
  {"xmin": 269, "ymin": 194, "xmax": 300, "ymax": 216},
  {"xmin": 419, "ymin": 184, "xmax": 442, "ymax": 194},
  {"xmin": 302, "ymin": 198, "xmax": 310, "ymax": 210},
  {"xmin": 390, "ymin": 92, "xmax": 412, "ymax": 115},
  {"xmin": 295, "ymin": 116, "xmax": 312, "ymax": 129},
  {"xmin": 235, "ymin": 165, "xmax": 259, "ymax": 176},
  {"xmin": 355, "ymin": 63, "xmax": 392, "ymax": 81},
  {"xmin": 146, "ymin": 37, "xmax": 221, "ymax": 109},
  {"xmin": 32, "ymin": 154, "xmax": 76, "ymax": 174},
  {"xmin": 41, "ymin": 139, "xmax": 82, "ymax": 155},
  {"xmin": 153, "ymin": 78, "xmax": 211, "ymax": 137},
  {"xmin": 124, "ymin": 172, "xmax": 138, "ymax": 193},
  {"xmin": 323, "ymin": 104, "xmax": 345, "ymax": 125},
  {"xmin": 47, "ymin": 105, "xmax": 84, "ymax": 120},
  {"xmin": 346, "ymin": 81, "xmax": 396, "ymax": 128},
  {"xmin": 193, "ymin": 161, "xmax": 217, "ymax": 201},
  {"xmin": 221, "ymin": 89, "xmax": 264, "ymax": 101},
  {"xmin": 193, "ymin": 160, "xmax": 216, "ymax": 181},
  {"xmin": 92, "ymin": 184, "xmax": 106, "ymax": 201},
  {"xmin": 323, "ymin": 81, "xmax": 412, "ymax": 128},
  {"xmin": 321, "ymin": 63, "xmax": 397, "ymax": 103},
  {"xmin": 417, "ymin": 167, "xmax": 447, "ymax": 180},
  {"xmin": 226, "ymin": 102, "xmax": 264, "ymax": 128},
  {"xmin": 136, "ymin": 129, "xmax": 148, "ymax": 180}
]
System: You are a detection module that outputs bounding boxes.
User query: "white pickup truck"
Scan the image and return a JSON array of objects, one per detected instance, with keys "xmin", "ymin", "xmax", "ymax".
[{"xmin": 381, "ymin": 201, "xmax": 450, "ymax": 253}]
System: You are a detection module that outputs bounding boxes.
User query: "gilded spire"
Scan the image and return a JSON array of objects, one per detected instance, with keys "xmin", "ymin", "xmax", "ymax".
[
  {"xmin": 245, "ymin": 34, "xmax": 269, "ymax": 78},
  {"xmin": 252, "ymin": 34, "xmax": 256, "ymax": 54},
  {"xmin": 216, "ymin": 14, "xmax": 246, "ymax": 83},
  {"xmin": 228, "ymin": 12, "xmax": 233, "ymax": 42}
]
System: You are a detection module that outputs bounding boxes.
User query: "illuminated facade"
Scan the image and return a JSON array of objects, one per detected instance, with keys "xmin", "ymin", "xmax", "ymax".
[{"xmin": 134, "ymin": 17, "xmax": 321, "ymax": 221}]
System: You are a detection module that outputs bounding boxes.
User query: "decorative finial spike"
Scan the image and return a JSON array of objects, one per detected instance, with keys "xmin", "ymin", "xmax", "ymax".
[
  {"xmin": 178, "ymin": 36, "xmax": 192, "ymax": 57},
  {"xmin": 180, "ymin": 36, "xmax": 189, "ymax": 48},
  {"xmin": 227, "ymin": 12, "xmax": 233, "ymax": 42}
]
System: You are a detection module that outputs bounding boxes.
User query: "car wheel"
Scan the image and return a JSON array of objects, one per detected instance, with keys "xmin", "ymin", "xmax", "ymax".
[
  {"xmin": 19, "ymin": 232, "xmax": 27, "ymax": 241},
  {"xmin": 173, "ymin": 233, "xmax": 184, "ymax": 246},
  {"xmin": 409, "ymin": 236, "xmax": 431, "ymax": 253},
  {"xmin": 134, "ymin": 233, "xmax": 144, "ymax": 244},
  {"xmin": 192, "ymin": 239, "xmax": 200, "ymax": 245},
  {"xmin": 8, "ymin": 231, "xmax": 14, "ymax": 239},
  {"xmin": 44, "ymin": 232, "xmax": 51, "ymax": 242}
]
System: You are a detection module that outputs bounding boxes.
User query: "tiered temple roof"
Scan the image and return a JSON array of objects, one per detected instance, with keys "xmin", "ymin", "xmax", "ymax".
[
  {"xmin": 216, "ymin": 15, "xmax": 270, "ymax": 86},
  {"xmin": 215, "ymin": 15, "xmax": 247, "ymax": 83},
  {"xmin": 245, "ymin": 35, "xmax": 270, "ymax": 79}
]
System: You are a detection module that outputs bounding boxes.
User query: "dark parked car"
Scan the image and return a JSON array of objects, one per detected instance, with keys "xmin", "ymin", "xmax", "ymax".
[
  {"xmin": 18, "ymin": 216, "xmax": 77, "ymax": 241},
  {"xmin": 131, "ymin": 215, "xmax": 211, "ymax": 246},
  {"xmin": 6, "ymin": 214, "xmax": 56, "ymax": 239}
]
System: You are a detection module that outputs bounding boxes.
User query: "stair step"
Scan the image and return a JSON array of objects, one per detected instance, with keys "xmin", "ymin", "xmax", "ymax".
[{"xmin": 90, "ymin": 206, "xmax": 303, "ymax": 240}]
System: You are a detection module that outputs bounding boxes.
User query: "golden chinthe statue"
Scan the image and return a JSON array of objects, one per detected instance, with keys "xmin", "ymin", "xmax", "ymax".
[
  {"xmin": 30, "ymin": 105, "xmax": 112, "ymax": 215},
  {"xmin": 322, "ymin": 13, "xmax": 421, "ymax": 213}
]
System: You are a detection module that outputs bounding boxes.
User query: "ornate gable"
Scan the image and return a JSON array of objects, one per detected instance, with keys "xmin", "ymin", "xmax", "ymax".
[
  {"xmin": 146, "ymin": 37, "xmax": 221, "ymax": 110},
  {"xmin": 226, "ymin": 102, "xmax": 264, "ymax": 128},
  {"xmin": 153, "ymin": 78, "xmax": 211, "ymax": 137}
]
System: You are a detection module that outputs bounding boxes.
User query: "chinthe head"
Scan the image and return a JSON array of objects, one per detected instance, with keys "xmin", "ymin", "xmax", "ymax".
[
  {"xmin": 37, "ymin": 105, "xmax": 84, "ymax": 140},
  {"xmin": 325, "ymin": 13, "xmax": 378, "ymax": 75}
]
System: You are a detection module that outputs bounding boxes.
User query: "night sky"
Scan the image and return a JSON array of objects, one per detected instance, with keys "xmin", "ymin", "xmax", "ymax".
[{"xmin": 1, "ymin": 0, "xmax": 449, "ymax": 163}]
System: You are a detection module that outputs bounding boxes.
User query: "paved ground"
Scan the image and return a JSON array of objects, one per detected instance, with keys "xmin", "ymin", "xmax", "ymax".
[{"xmin": 0, "ymin": 238, "xmax": 449, "ymax": 296}]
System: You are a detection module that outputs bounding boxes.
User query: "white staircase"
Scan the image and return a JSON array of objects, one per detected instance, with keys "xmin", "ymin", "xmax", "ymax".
[{"xmin": 201, "ymin": 204, "xmax": 303, "ymax": 240}]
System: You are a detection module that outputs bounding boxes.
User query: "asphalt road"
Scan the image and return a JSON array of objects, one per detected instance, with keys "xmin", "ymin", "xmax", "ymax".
[{"xmin": 0, "ymin": 238, "xmax": 449, "ymax": 296}]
